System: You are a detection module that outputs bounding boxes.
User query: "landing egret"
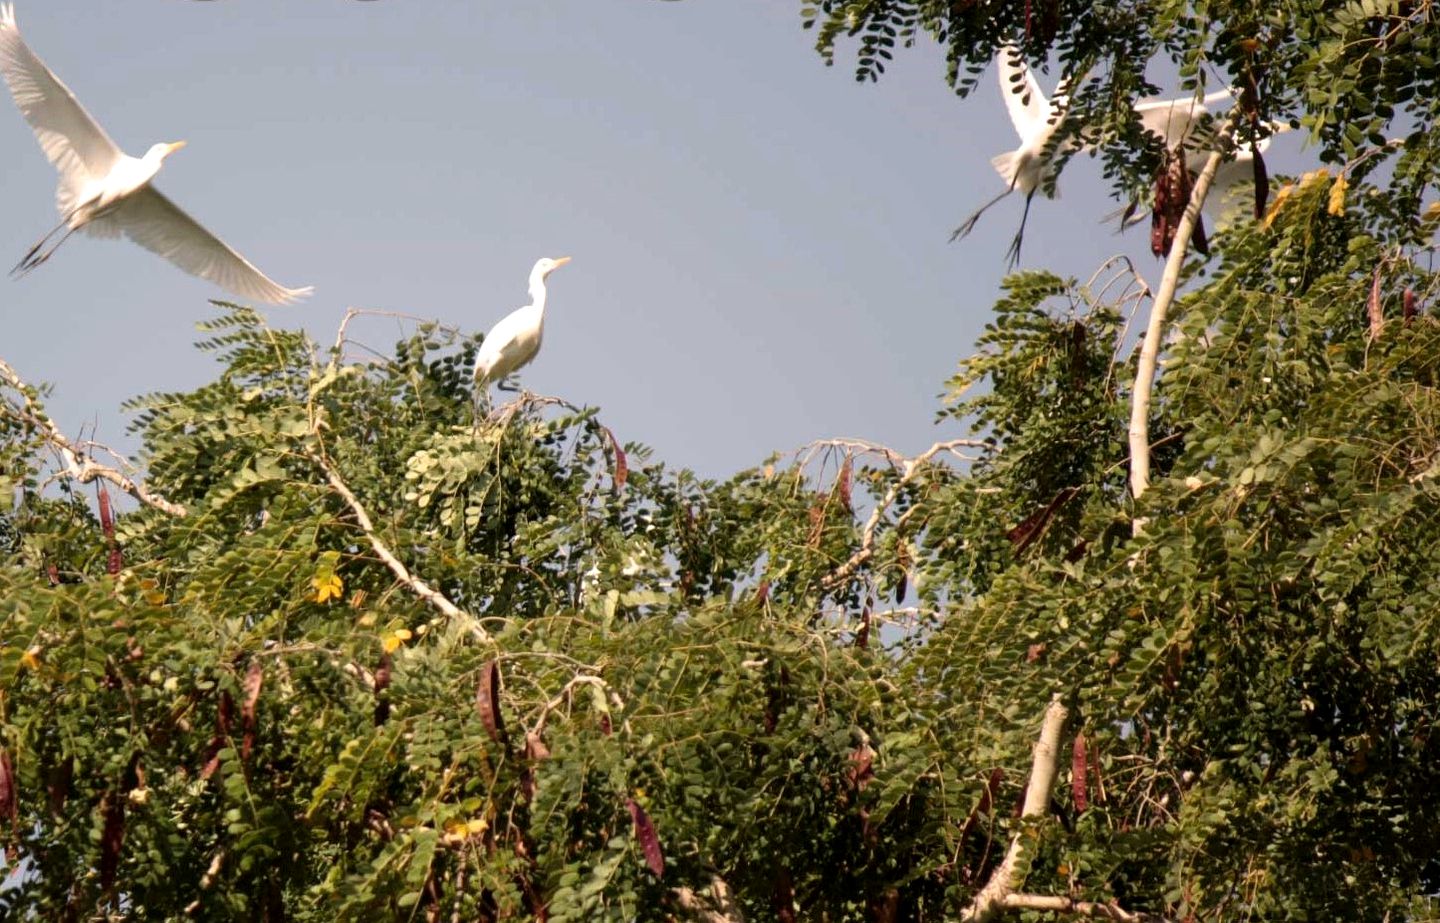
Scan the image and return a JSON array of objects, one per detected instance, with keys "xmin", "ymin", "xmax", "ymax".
[
  {"xmin": 0, "ymin": 4, "xmax": 312, "ymax": 304},
  {"xmin": 952, "ymin": 44, "xmax": 1084, "ymax": 265},
  {"xmin": 474, "ymin": 256, "xmax": 571, "ymax": 390},
  {"xmin": 1119, "ymin": 92, "xmax": 1276, "ymax": 227}
]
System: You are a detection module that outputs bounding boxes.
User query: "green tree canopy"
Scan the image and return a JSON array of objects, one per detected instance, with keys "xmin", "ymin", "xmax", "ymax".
[{"xmin": 3, "ymin": 1, "xmax": 1440, "ymax": 921}]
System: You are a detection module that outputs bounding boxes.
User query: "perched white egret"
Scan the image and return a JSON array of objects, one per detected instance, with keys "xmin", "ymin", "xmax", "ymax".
[
  {"xmin": 952, "ymin": 44, "xmax": 1087, "ymax": 264},
  {"xmin": 473, "ymin": 256, "xmax": 571, "ymax": 390},
  {"xmin": 0, "ymin": 4, "xmax": 312, "ymax": 304}
]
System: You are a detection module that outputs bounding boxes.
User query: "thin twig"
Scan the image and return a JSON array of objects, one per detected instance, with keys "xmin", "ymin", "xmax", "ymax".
[
  {"xmin": 1128, "ymin": 116, "xmax": 1238, "ymax": 514},
  {"xmin": 821, "ymin": 438, "xmax": 978, "ymax": 591},
  {"xmin": 0, "ymin": 356, "xmax": 187, "ymax": 517}
]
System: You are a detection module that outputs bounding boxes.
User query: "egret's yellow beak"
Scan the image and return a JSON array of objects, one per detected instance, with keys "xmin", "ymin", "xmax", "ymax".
[
  {"xmin": 164, "ymin": 140, "xmax": 188, "ymax": 156},
  {"xmin": 552, "ymin": 256, "xmax": 572, "ymax": 267}
]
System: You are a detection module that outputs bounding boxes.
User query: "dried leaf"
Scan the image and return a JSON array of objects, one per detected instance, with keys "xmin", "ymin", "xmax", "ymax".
[
  {"xmin": 773, "ymin": 865, "xmax": 797, "ymax": 923},
  {"xmin": 241, "ymin": 660, "xmax": 263, "ymax": 764},
  {"xmin": 1404, "ymin": 287, "xmax": 1418, "ymax": 322},
  {"xmin": 374, "ymin": 652, "xmax": 392, "ymax": 726},
  {"xmin": 1026, "ymin": 643, "xmax": 1047, "ymax": 663},
  {"xmin": 1089, "ymin": 736, "xmax": 1105, "ymax": 805},
  {"xmin": 1368, "ymin": 268, "xmax": 1384, "ymax": 339},
  {"xmin": 603, "ymin": 426, "xmax": 628, "ymax": 492},
  {"xmin": 846, "ymin": 741, "xmax": 876, "ymax": 792},
  {"xmin": 835, "ymin": 455, "xmax": 853, "ymax": 511},
  {"xmin": 200, "ymin": 690, "xmax": 235, "ymax": 781},
  {"xmin": 47, "ymin": 754, "xmax": 72, "ymax": 816},
  {"xmin": 1072, "ymin": 734, "xmax": 1089, "ymax": 813},
  {"xmin": 0, "ymin": 748, "xmax": 15, "ymax": 825},
  {"xmin": 475, "ymin": 660, "xmax": 507, "ymax": 746},
  {"xmin": 626, "ymin": 798, "xmax": 664, "ymax": 877},
  {"xmin": 754, "ymin": 580, "xmax": 770, "ymax": 606},
  {"xmin": 1251, "ymin": 142, "xmax": 1270, "ymax": 218},
  {"xmin": 97, "ymin": 483, "xmax": 114, "ymax": 541},
  {"xmin": 856, "ymin": 604, "xmax": 870, "ymax": 649},
  {"xmin": 98, "ymin": 789, "xmax": 126, "ymax": 892}
]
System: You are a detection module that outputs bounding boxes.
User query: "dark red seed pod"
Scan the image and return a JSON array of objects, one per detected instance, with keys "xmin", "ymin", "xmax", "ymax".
[
  {"xmin": 240, "ymin": 661, "xmax": 263, "ymax": 764},
  {"xmin": 475, "ymin": 660, "xmax": 507, "ymax": 746},
  {"xmin": 626, "ymin": 798, "xmax": 664, "ymax": 877}
]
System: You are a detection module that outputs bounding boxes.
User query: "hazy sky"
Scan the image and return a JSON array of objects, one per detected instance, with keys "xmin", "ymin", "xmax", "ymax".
[{"xmin": 0, "ymin": 1, "xmax": 1307, "ymax": 479}]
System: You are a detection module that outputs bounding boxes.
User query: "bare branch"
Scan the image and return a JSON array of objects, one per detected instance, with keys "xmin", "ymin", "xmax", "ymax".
[
  {"xmin": 0, "ymin": 356, "xmax": 187, "ymax": 517},
  {"xmin": 821, "ymin": 438, "xmax": 977, "ymax": 591},
  {"xmin": 306, "ymin": 447, "xmax": 490, "ymax": 642},
  {"xmin": 672, "ymin": 874, "xmax": 747, "ymax": 923},
  {"xmin": 528, "ymin": 673, "xmax": 610, "ymax": 740},
  {"xmin": 961, "ymin": 697, "xmax": 1069, "ymax": 923},
  {"xmin": 1001, "ymin": 893, "xmax": 1174, "ymax": 923}
]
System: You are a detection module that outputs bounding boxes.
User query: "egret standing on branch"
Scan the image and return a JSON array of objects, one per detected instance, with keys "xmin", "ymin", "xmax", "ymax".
[
  {"xmin": 0, "ymin": 4, "xmax": 312, "ymax": 304},
  {"xmin": 474, "ymin": 256, "xmax": 571, "ymax": 392},
  {"xmin": 952, "ymin": 44, "xmax": 1084, "ymax": 266}
]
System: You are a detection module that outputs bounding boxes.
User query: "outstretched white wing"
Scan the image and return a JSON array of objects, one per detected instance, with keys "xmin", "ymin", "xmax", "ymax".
[
  {"xmin": 99, "ymin": 186, "xmax": 312, "ymax": 305},
  {"xmin": 0, "ymin": 4, "xmax": 121, "ymax": 203},
  {"xmin": 996, "ymin": 44, "xmax": 1049, "ymax": 141}
]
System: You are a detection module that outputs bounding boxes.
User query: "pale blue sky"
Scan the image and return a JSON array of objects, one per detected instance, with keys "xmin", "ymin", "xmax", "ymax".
[{"xmin": 0, "ymin": 2, "xmax": 1304, "ymax": 477}]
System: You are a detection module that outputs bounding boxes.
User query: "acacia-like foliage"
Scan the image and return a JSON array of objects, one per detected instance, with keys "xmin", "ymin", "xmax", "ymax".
[{"xmin": 3, "ymin": 1, "xmax": 1440, "ymax": 918}]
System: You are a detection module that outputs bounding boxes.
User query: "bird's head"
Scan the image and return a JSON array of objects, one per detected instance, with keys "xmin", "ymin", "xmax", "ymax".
[
  {"xmin": 528, "ymin": 256, "xmax": 571, "ymax": 293},
  {"xmin": 145, "ymin": 140, "xmax": 188, "ymax": 162}
]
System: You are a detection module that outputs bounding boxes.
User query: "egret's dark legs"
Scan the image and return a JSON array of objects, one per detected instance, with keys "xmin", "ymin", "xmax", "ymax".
[
  {"xmin": 950, "ymin": 188, "xmax": 1013, "ymax": 242},
  {"xmin": 12, "ymin": 218, "xmax": 78, "ymax": 277},
  {"xmin": 1003, "ymin": 192, "xmax": 1036, "ymax": 269}
]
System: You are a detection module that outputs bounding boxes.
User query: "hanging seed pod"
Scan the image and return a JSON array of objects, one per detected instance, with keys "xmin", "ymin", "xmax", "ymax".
[
  {"xmin": 240, "ymin": 661, "xmax": 263, "ymax": 764},
  {"xmin": 373, "ymin": 652, "xmax": 392, "ymax": 726},
  {"xmin": 626, "ymin": 798, "xmax": 665, "ymax": 877},
  {"xmin": 475, "ymin": 660, "xmax": 508, "ymax": 747},
  {"xmin": 1072, "ymin": 734, "xmax": 1089, "ymax": 812}
]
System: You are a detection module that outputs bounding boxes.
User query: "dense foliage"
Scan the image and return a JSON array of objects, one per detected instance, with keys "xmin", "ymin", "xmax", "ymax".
[{"xmin": 3, "ymin": 1, "xmax": 1440, "ymax": 920}]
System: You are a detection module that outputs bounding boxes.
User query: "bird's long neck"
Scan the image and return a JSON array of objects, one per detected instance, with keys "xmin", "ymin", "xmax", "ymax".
[{"xmin": 528, "ymin": 275, "xmax": 549, "ymax": 316}]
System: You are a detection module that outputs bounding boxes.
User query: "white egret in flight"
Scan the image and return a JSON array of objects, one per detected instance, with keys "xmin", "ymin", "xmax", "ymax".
[
  {"xmin": 474, "ymin": 256, "xmax": 571, "ymax": 390},
  {"xmin": 951, "ymin": 44, "xmax": 1086, "ymax": 265},
  {"xmin": 0, "ymin": 4, "xmax": 312, "ymax": 304}
]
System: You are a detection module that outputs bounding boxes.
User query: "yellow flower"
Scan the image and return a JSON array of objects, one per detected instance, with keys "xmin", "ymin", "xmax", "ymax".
[
  {"xmin": 382, "ymin": 628, "xmax": 413, "ymax": 654},
  {"xmin": 1327, "ymin": 174, "xmax": 1348, "ymax": 217},
  {"xmin": 311, "ymin": 573, "xmax": 343, "ymax": 604}
]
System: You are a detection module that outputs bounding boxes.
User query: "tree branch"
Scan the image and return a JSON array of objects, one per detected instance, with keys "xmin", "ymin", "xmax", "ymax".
[
  {"xmin": 821, "ymin": 438, "xmax": 978, "ymax": 591},
  {"xmin": 306, "ymin": 447, "xmax": 489, "ymax": 642},
  {"xmin": 671, "ymin": 874, "xmax": 746, "ymax": 923},
  {"xmin": 1128, "ymin": 118, "xmax": 1238, "ymax": 511},
  {"xmin": 962, "ymin": 697, "xmax": 1068, "ymax": 922},
  {"xmin": 0, "ymin": 356, "xmax": 187, "ymax": 517},
  {"xmin": 1001, "ymin": 894, "xmax": 1174, "ymax": 922}
]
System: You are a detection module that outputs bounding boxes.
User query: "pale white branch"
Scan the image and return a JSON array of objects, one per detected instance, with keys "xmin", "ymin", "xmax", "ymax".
[
  {"xmin": 1128, "ymin": 120, "xmax": 1237, "ymax": 514},
  {"xmin": 0, "ymin": 356, "xmax": 187, "ymax": 517},
  {"xmin": 962, "ymin": 697, "xmax": 1069, "ymax": 923},
  {"xmin": 821, "ymin": 438, "xmax": 977, "ymax": 590},
  {"xmin": 307, "ymin": 447, "xmax": 489, "ymax": 642},
  {"xmin": 671, "ymin": 874, "xmax": 746, "ymax": 923},
  {"xmin": 1001, "ymin": 893, "xmax": 1174, "ymax": 922}
]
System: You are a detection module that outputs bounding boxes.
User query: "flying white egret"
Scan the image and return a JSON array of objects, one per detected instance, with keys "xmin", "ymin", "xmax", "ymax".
[
  {"xmin": 1118, "ymin": 92, "xmax": 1278, "ymax": 227},
  {"xmin": 474, "ymin": 256, "xmax": 571, "ymax": 390},
  {"xmin": 0, "ymin": 4, "xmax": 312, "ymax": 304},
  {"xmin": 952, "ymin": 44, "xmax": 1084, "ymax": 265}
]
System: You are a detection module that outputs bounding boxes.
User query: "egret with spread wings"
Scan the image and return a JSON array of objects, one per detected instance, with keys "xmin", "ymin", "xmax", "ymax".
[{"xmin": 0, "ymin": 4, "xmax": 311, "ymax": 304}]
